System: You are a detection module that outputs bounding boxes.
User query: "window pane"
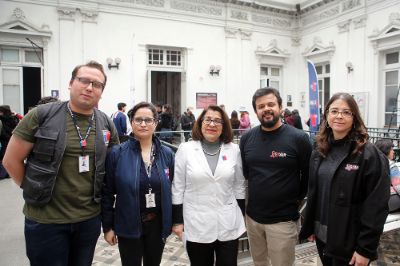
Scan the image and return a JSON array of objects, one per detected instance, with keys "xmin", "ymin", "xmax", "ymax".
[
  {"xmin": 385, "ymin": 113, "xmax": 396, "ymax": 126},
  {"xmin": 385, "ymin": 85, "xmax": 398, "ymax": 113},
  {"xmin": 166, "ymin": 50, "xmax": 181, "ymax": 66},
  {"xmin": 148, "ymin": 49, "xmax": 163, "ymax": 65},
  {"xmin": 260, "ymin": 67, "xmax": 268, "ymax": 76},
  {"xmin": 325, "ymin": 64, "xmax": 330, "ymax": 73},
  {"xmin": 25, "ymin": 51, "xmax": 42, "ymax": 63},
  {"xmin": 271, "ymin": 68, "xmax": 280, "ymax": 76},
  {"xmin": 316, "ymin": 65, "xmax": 323, "ymax": 75},
  {"xmin": 1, "ymin": 48, "xmax": 19, "ymax": 62},
  {"xmin": 386, "ymin": 71, "xmax": 398, "ymax": 85},
  {"xmin": 270, "ymin": 81, "xmax": 279, "ymax": 90},
  {"xmin": 324, "ymin": 77, "xmax": 330, "ymax": 108},
  {"xmin": 386, "ymin": 52, "xmax": 399, "ymax": 65},
  {"xmin": 260, "ymin": 79, "xmax": 267, "ymax": 88},
  {"xmin": 3, "ymin": 69, "xmax": 20, "ymax": 84},
  {"xmin": 3, "ymin": 85, "xmax": 20, "ymax": 113}
]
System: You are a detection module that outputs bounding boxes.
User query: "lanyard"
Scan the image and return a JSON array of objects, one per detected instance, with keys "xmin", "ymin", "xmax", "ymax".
[
  {"xmin": 144, "ymin": 144, "xmax": 155, "ymax": 179},
  {"xmin": 67, "ymin": 103, "xmax": 94, "ymax": 155}
]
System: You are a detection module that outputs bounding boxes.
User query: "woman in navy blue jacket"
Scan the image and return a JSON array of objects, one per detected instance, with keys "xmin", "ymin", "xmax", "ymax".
[{"xmin": 101, "ymin": 102, "xmax": 175, "ymax": 266}]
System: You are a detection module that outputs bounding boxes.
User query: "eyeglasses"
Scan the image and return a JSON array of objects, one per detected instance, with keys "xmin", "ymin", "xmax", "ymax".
[
  {"xmin": 75, "ymin": 77, "xmax": 104, "ymax": 90},
  {"xmin": 133, "ymin": 117, "xmax": 156, "ymax": 126},
  {"xmin": 202, "ymin": 118, "xmax": 224, "ymax": 126},
  {"xmin": 328, "ymin": 109, "xmax": 353, "ymax": 118}
]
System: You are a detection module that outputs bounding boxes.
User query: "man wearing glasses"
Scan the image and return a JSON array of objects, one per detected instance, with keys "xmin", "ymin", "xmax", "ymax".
[{"xmin": 3, "ymin": 61, "xmax": 119, "ymax": 266}]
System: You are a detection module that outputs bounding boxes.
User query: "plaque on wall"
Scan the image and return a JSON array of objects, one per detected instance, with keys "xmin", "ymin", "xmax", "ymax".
[{"xmin": 196, "ymin": 93, "xmax": 217, "ymax": 109}]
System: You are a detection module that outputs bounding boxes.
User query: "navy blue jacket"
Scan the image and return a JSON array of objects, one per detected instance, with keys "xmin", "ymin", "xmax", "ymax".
[{"xmin": 101, "ymin": 136, "xmax": 174, "ymax": 239}]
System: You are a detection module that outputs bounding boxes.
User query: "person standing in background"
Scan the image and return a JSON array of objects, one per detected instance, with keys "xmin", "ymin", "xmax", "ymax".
[
  {"xmin": 180, "ymin": 107, "xmax": 196, "ymax": 142},
  {"xmin": 230, "ymin": 110, "xmax": 240, "ymax": 140},
  {"xmin": 112, "ymin": 102, "xmax": 129, "ymax": 143}
]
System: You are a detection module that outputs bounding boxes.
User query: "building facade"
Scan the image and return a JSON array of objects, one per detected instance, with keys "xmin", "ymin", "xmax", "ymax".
[{"xmin": 0, "ymin": 0, "xmax": 399, "ymax": 128}]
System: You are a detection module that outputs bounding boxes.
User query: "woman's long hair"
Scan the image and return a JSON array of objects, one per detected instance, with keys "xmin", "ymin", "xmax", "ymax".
[{"xmin": 316, "ymin": 92, "xmax": 368, "ymax": 157}]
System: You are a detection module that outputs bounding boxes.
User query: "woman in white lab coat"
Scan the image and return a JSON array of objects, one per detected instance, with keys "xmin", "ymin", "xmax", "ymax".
[{"xmin": 172, "ymin": 105, "xmax": 246, "ymax": 266}]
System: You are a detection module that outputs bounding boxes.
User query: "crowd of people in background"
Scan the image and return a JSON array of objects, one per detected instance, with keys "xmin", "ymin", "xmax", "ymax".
[{"xmin": 0, "ymin": 60, "xmax": 396, "ymax": 266}]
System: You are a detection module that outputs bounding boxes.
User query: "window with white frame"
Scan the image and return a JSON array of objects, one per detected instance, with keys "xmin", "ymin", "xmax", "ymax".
[
  {"xmin": 315, "ymin": 62, "xmax": 330, "ymax": 110},
  {"xmin": 148, "ymin": 48, "xmax": 182, "ymax": 67},
  {"xmin": 0, "ymin": 47, "xmax": 43, "ymax": 65},
  {"xmin": 384, "ymin": 51, "xmax": 400, "ymax": 127},
  {"xmin": 260, "ymin": 66, "xmax": 281, "ymax": 90}
]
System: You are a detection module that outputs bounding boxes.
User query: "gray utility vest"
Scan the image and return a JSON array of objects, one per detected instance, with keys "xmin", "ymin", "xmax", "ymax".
[{"xmin": 22, "ymin": 101, "xmax": 115, "ymax": 207}]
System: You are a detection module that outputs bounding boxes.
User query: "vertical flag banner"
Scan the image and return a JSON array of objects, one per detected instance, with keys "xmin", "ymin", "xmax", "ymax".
[{"xmin": 307, "ymin": 60, "xmax": 320, "ymax": 133}]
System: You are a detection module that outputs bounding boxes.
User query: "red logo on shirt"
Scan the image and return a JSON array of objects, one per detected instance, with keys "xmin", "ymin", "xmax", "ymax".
[{"xmin": 270, "ymin": 151, "xmax": 287, "ymax": 158}]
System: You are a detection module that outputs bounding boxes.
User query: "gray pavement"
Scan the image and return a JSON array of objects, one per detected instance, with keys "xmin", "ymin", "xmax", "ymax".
[{"xmin": 0, "ymin": 178, "xmax": 29, "ymax": 266}]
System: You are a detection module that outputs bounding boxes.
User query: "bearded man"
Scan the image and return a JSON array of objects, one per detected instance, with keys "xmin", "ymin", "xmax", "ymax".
[{"xmin": 239, "ymin": 87, "xmax": 312, "ymax": 266}]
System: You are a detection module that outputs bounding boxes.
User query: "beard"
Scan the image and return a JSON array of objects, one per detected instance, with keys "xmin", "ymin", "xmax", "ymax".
[{"xmin": 258, "ymin": 110, "xmax": 280, "ymax": 128}]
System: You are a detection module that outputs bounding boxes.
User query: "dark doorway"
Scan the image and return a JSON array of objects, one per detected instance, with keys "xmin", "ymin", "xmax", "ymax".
[
  {"xmin": 151, "ymin": 71, "xmax": 181, "ymax": 118},
  {"xmin": 23, "ymin": 67, "xmax": 41, "ymax": 114}
]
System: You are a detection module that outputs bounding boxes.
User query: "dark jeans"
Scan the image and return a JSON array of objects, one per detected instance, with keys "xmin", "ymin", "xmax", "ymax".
[
  {"xmin": 24, "ymin": 215, "xmax": 101, "ymax": 266},
  {"xmin": 117, "ymin": 216, "xmax": 165, "ymax": 266},
  {"xmin": 186, "ymin": 239, "xmax": 239, "ymax": 266}
]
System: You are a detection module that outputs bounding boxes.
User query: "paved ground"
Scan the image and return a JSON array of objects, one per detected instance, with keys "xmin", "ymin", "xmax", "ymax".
[{"xmin": 1, "ymin": 177, "xmax": 400, "ymax": 266}]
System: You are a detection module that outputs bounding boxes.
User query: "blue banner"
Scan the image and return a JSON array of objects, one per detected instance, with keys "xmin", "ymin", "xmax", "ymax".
[{"xmin": 307, "ymin": 60, "xmax": 320, "ymax": 133}]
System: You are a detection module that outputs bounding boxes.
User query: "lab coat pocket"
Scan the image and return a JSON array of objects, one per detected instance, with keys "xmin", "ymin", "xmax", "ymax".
[{"xmin": 219, "ymin": 203, "xmax": 237, "ymax": 230}]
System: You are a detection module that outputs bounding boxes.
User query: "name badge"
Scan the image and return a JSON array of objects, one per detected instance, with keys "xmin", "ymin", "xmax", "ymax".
[
  {"xmin": 79, "ymin": 155, "xmax": 90, "ymax": 173},
  {"xmin": 145, "ymin": 188, "xmax": 156, "ymax": 208}
]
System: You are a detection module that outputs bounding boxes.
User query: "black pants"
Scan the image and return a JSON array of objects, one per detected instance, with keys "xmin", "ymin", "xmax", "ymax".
[
  {"xmin": 316, "ymin": 238, "xmax": 355, "ymax": 266},
  {"xmin": 186, "ymin": 239, "xmax": 239, "ymax": 266},
  {"xmin": 117, "ymin": 217, "xmax": 165, "ymax": 266}
]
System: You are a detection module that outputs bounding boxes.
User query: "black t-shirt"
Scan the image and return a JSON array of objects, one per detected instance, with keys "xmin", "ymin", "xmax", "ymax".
[{"xmin": 239, "ymin": 124, "xmax": 312, "ymax": 224}]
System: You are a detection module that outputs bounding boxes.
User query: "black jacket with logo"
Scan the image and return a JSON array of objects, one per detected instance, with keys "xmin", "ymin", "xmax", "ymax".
[{"xmin": 299, "ymin": 141, "xmax": 390, "ymax": 261}]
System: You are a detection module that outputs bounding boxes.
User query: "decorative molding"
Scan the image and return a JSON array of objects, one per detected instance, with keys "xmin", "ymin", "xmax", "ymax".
[
  {"xmin": 353, "ymin": 15, "xmax": 367, "ymax": 29},
  {"xmin": 239, "ymin": 29, "xmax": 252, "ymax": 40},
  {"xmin": 57, "ymin": 7, "xmax": 77, "ymax": 20},
  {"xmin": 80, "ymin": 9, "xmax": 99, "ymax": 22},
  {"xmin": 302, "ymin": 5, "xmax": 340, "ymax": 26},
  {"xmin": 255, "ymin": 39, "xmax": 290, "ymax": 65},
  {"xmin": 303, "ymin": 39, "xmax": 336, "ymax": 63},
  {"xmin": 291, "ymin": 31, "xmax": 301, "ymax": 47},
  {"xmin": 12, "ymin": 8, "xmax": 26, "ymax": 20},
  {"xmin": 369, "ymin": 13, "xmax": 400, "ymax": 54},
  {"xmin": 0, "ymin": 10, "xmax": 52, "ymax": 49},
  {"xmin": 389, "ymin": 12, "xmax": 400, "ymax": 24},
  {"xmin": 337, "ymin": 20, "xmax": 351, "ymax": 33},
  {"xmin": 231, "ymin": 10, "xmax": 248, "ymax": 21},
  {"xmin": 252, "ymin": 14, "xmax": 291, "ymax": 28},
  {"xmin": 341, "ymin": 0, "xmax": 362, "ymax": 12},
  {"xmin": 225, "ymin": 27, "xmax": 238, "ymax": 38},
  {"xmin": 136, "ymin": 0, "xmax": 165, "ymax": 8},
  {"xmin": 170, "ymin": 0, "xmax": 223, "ymax": 16}
]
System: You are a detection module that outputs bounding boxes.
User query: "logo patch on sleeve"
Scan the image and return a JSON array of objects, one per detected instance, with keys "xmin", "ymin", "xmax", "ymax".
[{"xmin": 102, "ymin": 130, "xmax": 110, "ymax": 145}]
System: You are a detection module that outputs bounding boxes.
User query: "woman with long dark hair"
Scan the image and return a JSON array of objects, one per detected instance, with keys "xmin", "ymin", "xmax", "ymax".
[{"xmin": 299, "ymin": 92, "xmax": 390, "ymax": 266}]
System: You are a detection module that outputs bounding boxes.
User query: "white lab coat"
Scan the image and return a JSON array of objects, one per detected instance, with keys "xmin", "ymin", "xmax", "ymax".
[{"xmin": 172, "ymin": 140, "xmax": 246, "ymax": 243}]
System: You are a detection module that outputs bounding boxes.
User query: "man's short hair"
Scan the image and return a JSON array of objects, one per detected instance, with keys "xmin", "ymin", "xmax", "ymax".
[
  {"xmin": 252, "ymin": 87, "xmax": 282, "ymax": 111},
  {"xmin": 70, "ymin": 60, "xmax": 107, "ymax": 90},
  {"xmin": 117, "ymin": 102, "xmax": 127, "ymax": 110}
]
